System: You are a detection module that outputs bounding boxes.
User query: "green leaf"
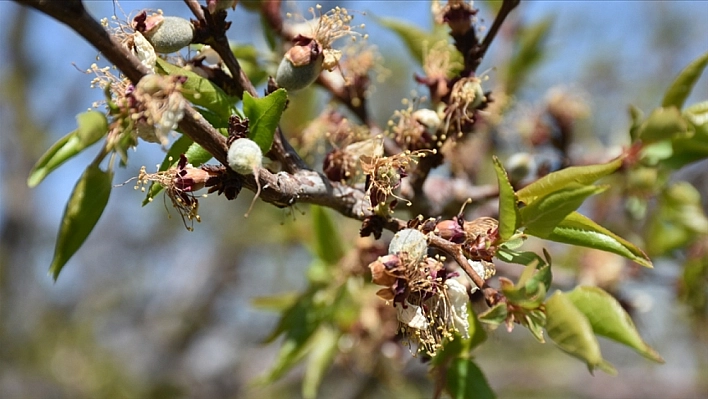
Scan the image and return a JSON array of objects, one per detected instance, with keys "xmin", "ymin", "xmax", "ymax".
[
  {"xmin": 243, "ymin": 89, "xmax": 287, "ymax": 153},
  {"xmin": 28, "ymin": 111, "xmax": 108, "ymax": 187},
  {"xmin": 545, "ymin": 291, "xmax": 616, "ymax": 375},
  {"xmin": 516, "ymin": 158, "xmax": 622, "ymax": 205},
  {"xmin": 50, "ymin": 165, "xmax": 112, "ymax": 280},
  {"xmin": 521, "ymin": 184, "xmax": 608, "ymax": 238},
  {"xmin": 684, "ymin": 100, "xmax": 708, "ymax": 128},
  {"xmin": 628, "ymin": 104, "xmax": 644, "ymax": 142},
  {"xmin": 143, "ymin": 134, "xmax": 194, "ymax": 206},
  {"xmin": 567, "ymin": 286, "xmax": 664, "ymax": 363},
  {"xmin": 311, "ymin": 206, "xmax": 345, "ymax": 264},
  {"xmin": 76, "ymin": 110, "xmax": 109, "ymax": 146},
  {"xmin": 493, "ymin": 156, "xmax": 519, "ymax": 240},
  {"xmin": 546, "ymin": 211, "xmax": 653, "ymax": 268},
  {"xmin": 502, "ymin": 260, "xmax": 550, "ymax": 310},
  {"xmin": 155, "ymin": 58, "xmax": 237, "ymax": 123},
  {"xmin": 232, "ymin": 44, "xmax": 269, "ymax": 86},
  {"xmin": 375, "ymin": 17, "xmax": 446, "ymax": 65},
  {"xmin": 504, "ymin": 17, "xmax": 553, "ymax": 95},
  {"xmin": 302, "ymin": 327, "xmax": 340, "ymax": 399},
  {"xmin": 251, "ymin": 291, "xmax": 299, "ymax": 312},
  {"xmin": 645, "ymin": 182, "xmax": 708, "ymax": 256},
  {"xmin": 662, "ymin": 51, "xmax": 708, "ymax": 109},
  {"xmin": 637, "ymin": 107, "xmax": 690, "ymax": 143},
  {"xmin": 445, "ymin": 359, "xmax": 496, "ymax": 399},
  {"xmin": 478, "ymin": 303, "xmax": 508, "ymax": 329},
  {"xmin": 261, "ymin": 284, "xmax": 345, "ymax": 383}
]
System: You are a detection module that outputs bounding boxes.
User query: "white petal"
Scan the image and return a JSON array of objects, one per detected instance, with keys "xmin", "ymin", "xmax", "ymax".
[
  {"xmin": 445, "ymin": 279, "xmax": 470, "ymax": 339},
  {"xmin": 395, "ymin": 301, "xmax": 429, "ymax": 330}
]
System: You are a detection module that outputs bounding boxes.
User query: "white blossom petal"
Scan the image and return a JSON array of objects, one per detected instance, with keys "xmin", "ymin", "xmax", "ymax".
[
  {"xmin": 445, "ymin": 279, "xmax": 470, "ymax": 339},
  {"xmin": 395, "ymin": 301, "xmax": 429, "ymax": 330}
]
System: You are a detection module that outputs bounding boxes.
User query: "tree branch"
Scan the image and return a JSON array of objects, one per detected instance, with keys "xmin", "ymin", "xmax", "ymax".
[{"xmin": 16, "ymin": 0, "xmax": 401, "ymax": 232}]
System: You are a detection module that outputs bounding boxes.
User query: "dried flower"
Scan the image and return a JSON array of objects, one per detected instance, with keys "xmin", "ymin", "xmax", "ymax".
[
  {"xmin": 133, "ymin": 155, "xmax": 217, "ymax": 231},
  {"xmin": 368, "ymin": 251, "xmax": 472, "ymax": 356},
  {"xmin": 432, "ymin": 0, "xmax": 477, "ymax": 36},
  {"xmin": 443, "ymin": 76, "xmax": 485, "ymax": 138}
]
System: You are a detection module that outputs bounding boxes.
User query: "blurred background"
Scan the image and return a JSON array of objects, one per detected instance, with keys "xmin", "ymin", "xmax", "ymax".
[{"xmin": 1, "ymin": 1, "xmax": 707, "ymax": 398}]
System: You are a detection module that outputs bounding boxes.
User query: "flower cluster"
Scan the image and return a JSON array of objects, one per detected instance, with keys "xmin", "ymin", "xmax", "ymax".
[{"xmin": 368, "ymin": 228, "xmax": 472, "ymax": 356}]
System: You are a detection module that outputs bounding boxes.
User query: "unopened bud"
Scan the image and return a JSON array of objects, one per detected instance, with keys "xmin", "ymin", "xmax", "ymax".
[{"xmin": 436, "ymin": 219, "xmax": 465, "ymax": 243}]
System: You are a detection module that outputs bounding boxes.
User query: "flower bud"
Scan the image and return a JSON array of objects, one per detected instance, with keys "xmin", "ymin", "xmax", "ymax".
[
  {"xmin": 388, "ymin": 228, "xmax": 428, "ymax": 262},
  {"xmin": 436, "ymin": 219, "xmax": 465, "ymax": 243},
  {"xmin": 143, "ymin": 16, "xmax": 194, "ymax": 54}
]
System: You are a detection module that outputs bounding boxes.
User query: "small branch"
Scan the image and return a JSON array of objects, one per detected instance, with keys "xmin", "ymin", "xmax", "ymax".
[
  {"xmin": 183, "ymin": 0, "xmax": 204, "ymax": 22},
  {"xmin": 428, "ymin": 234, "xmax": 500, "ymax": 306},
  {"xmin": 470, "ymin": 0, "xmax": 520, "ymax": 72}
]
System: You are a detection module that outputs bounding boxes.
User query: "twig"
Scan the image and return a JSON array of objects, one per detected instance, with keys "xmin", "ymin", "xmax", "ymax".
[
  {"xmin": 183, "ymin": 0, "xmax": 204, "ymax": 22},
  {"xmin": 428, "ymin": 234, "xmax": 497, "ymax": 304},
  {"xmin": 470, "ymin": 0, "xmax": 520, "ymax": 72}
]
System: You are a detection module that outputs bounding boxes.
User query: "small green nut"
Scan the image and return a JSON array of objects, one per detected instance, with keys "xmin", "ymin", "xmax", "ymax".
[
  {"xmin": 144, "ymin": 16, "xmax": 194, "ymax": 54},
  {"xmin": 275, "ymin": 45, "xmax": 324, "ymax": 91},
  {"xmin": 227, "ymin": 138, "xmax": 262, "ymax": 175},
  {"xmin": 389, "ymin": 228, "xmax": 428, "ymax": 262}
]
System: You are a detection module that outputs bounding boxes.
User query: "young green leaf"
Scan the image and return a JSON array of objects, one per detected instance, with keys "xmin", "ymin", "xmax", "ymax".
[
  {"xmin": 232, "ymin": 44, "xmax": 269, "ymax": 86},
  {"xmin": 50, "ymin": 165, "xmax": 113, "ymax": 280},
  {"xmin": 478, "ymin": 302, "xmax": 508, "ymax": 329},
  {"xmin": 155, "ymin": 58, "xmax": 237, "ymax": 123},
  {"xmin": 545, "ymin": 291, "xmax": 616, "ymax": 375},
  {"xmin": 28, "ymin": 111, "xmax": 108, "ymax": 187},
  {"xmin": 302, "ymin": 327, "xmax": 340, "ymax": 399},
  {"xmin": 567, "ymin": 286, "xmax": 664, "ymax": 363},
  {"xmin": 243, "ymin": 89, "xmax": 287, "ymax": 154},
  {"xmin": 662, "ymin": 51, "xmax": 708, "ymax": 109},
  {"xmin": 492, "ymin": 156, "xmax": 519, "ymax": 240},
  {"xmin": 76, "ymin": 110, "xmax": 109, "ymax": 146},
  {"xmin": 374, "ymin": 17, "xmax": 449, "ymax": 66},
  {"xmin": 546, "ymin": 211, "xmax": 653, "ymax": 268},
  {"xmin": 504, "ymin": 17, "xmax": 553, "ymax": 96},
  {"xmin": 311, "ymin": 206, "xmax": 345, "ymax": 264},
  {"xmin": 516, "ymin": 158, "xmax": 622, "ymax": 205},
  {"xmin": 636, "ymin": 107, "xmax": 690, "ymax": 143},
  {"xmin": 521, "ymin": 184, "xmax": 608, "ymax": 238},
  {"xmin": 445, "ymin": 359, "xmax": 496, "ymax": 399}
]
